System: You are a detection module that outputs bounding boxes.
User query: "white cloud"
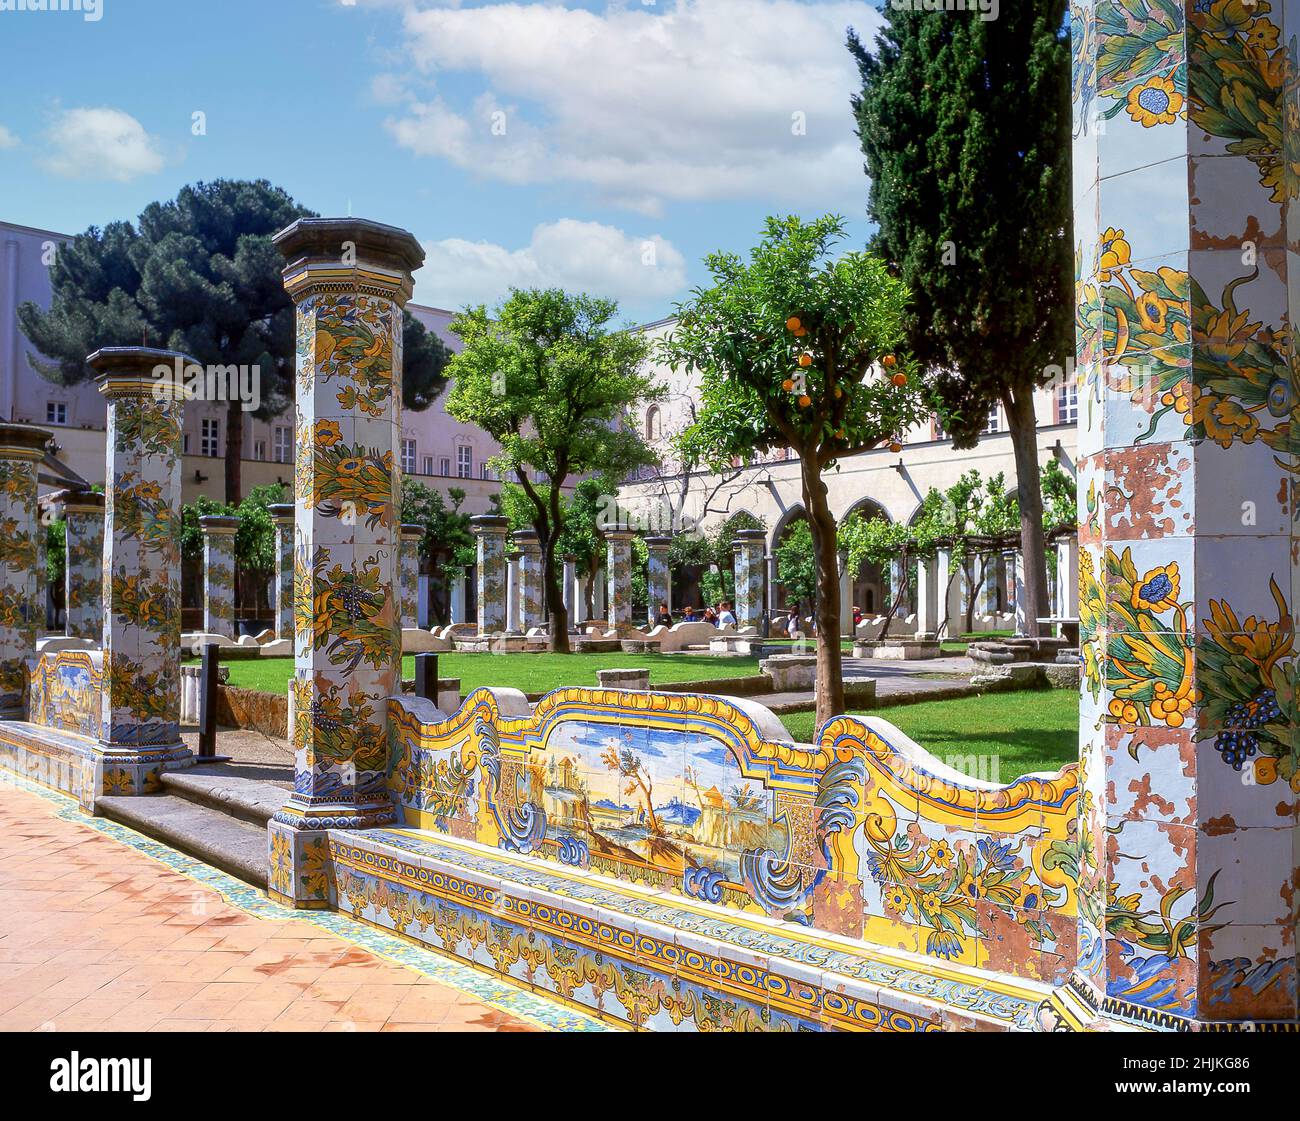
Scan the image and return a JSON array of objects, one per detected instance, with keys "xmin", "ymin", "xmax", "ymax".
[
  {"xmin": 415, "ymin": 219, "xmax": 689, "ymax": 313},
  {"xmin": 39, "ymin": 107, "xmax": 165, "ymax": 182},
  {"xmin": 385, "ymin": 0, "xmax": 878, "ymax": 214},
  {"xmin": 0, "ymin": 125, "xmax": 18, "ymax": 150}
]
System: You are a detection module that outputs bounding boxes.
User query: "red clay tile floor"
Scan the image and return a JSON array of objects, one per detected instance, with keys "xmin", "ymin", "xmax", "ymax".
[{"xmin": 0, "ymin": 778, "xmax": 607, "ymax": 1032}]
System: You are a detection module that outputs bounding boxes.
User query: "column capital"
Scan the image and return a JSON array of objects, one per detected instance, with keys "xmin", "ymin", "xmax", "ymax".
[
  {"xmin": 733, "ymin": 528, "xmax": 765, "ymax": 546},
  {"xmin": 197, "ymin": 514, "xmax": 241, "ymax": 536},
  {"xmin": 89, "ymin": 347, "xmax": 195, "ymax": 400},
  {"xmin": 512, "ymin": 528, "xmax": 540, "ymax": 552},
  {"xmin": 0, "ymin": 423, "xmax": 51, "ymax": 460},
  {"xmin": 644, "ymin": 535, "xmax": 672, "ymax": 552},
  {"xmin": 267, "ymin": 502, "xmax": 295, "ymax": 527},
  {"xmin": 42, "ymin": 486, "xmax": 105, "ymax": 516},
  {"xmin": 470, "ymin": 514, "xmax": 510, "ymax": 537},
  {"xmin": 400, "ymin": 522, "xmax": 425, "ymax": 542},
  {"xmin": 274, "ymin": 217, "xmax": 425, "ymax": 306},
  {"xmin": 604, "ymin": 528, "xmax": 637, "ymax": 543}
]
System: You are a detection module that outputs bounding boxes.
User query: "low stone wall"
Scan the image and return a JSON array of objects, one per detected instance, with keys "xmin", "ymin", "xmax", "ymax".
[{"xmin": 216, "ymin": 684, "xmax": 288, "ymax": 740}]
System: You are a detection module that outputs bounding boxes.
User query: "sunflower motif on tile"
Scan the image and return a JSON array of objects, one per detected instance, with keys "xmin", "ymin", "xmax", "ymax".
[
  {"xmin": 1085, "ymin": 230, "xmax": 1296, "ymax": 459},
  {"xmin": 313, "ymin": 294, "xmax": 396, "ymax": 417},
  {"xmin": 311, "ymin": 443, "xmax": 395, "ymax": 531},
  {"xmin": 1093, "ymin": 0, "xmax": 1186, "ymax": 126},
  {"xmin": 1103, "ymin": 548, "xmax": 1197, "ymax": 733}
]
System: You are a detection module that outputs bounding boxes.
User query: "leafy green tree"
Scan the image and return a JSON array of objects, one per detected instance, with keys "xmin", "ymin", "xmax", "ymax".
[
  {"xmin": 446, "ymin": 289, "xmax": 661, "ymax": 651},
  {"xmin": 774, "ymin": 519, "xmax": 817, "ymax": 617},
  {"xmin": 850, "ymin": 5, "xmax": 1072, "ymax": 639},
  {"xmin": 663, "ymin": 215, "xmax": 926, "ymax": 723},
  {"xmin": 19, "ymin": 179, "xmax": 450, "ymax": 503},
  {"xmin": 556, "ymin": 477, "xmax": 615, "ymax": 620}
]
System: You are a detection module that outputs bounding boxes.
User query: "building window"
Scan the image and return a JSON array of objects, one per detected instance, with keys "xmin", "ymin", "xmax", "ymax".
[
  {"xmin": 456, "ymin": 444, "xmax": 472, "ymax": 478},
  {"xmin": 1056, "ymin": 382, "xmax": 1078, "ymax": 424},
  {"xmin": 253, "ymin": 439, "xmax": 267, "ymax": 461},
  {"xmin": 983, "ymin": 406, "xmax": 1001, "ymax": 434},
  {"xmin": 932, "ymin": 416, "xmax": 947, "ymax": 441},
  {"xmin": 422, "ymin": 454, "xmax": 434, "ymax": 475},
  {"xmin": 479, "ymin": 463, "xmax": 490, "ymax": 480},
  {"xmin": 646, "ymin": 405, "xmax": 662, "ymax": 441},
  {"xmin": 401, "ymin": 439, "xmax": 417, "ymax": 475},
  {"xmin": 183, "ymin": 433, "xmax": 190, "ymax": 454},
  {"xmin": 439, "ymin": 456, "xmax": 451, "ymax": 477},
  {"xmin": 201, "ymin": 418, "xmax": 220, "ymax": 457},
  {"xmin": 273, "ymin": 425, "xmax": 292, "ymax": 463},
  {"xmin": 46, "ymin": 401, "xmax": 67, "ymax": 426}
]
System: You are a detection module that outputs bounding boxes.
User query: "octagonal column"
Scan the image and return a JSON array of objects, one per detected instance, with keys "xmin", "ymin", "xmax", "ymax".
[
  {"xmin": 45, "ymin": 487, "xmax": 105, "ymax": 643},
  {"xmin": 267, "ymin": 218, "xmax": 423, "ymax": 907},
  {"xmin": 1060, "ymin": 3, "xmax": 1299, "ymax": 1027},
  {"xmin": 605, "ymin": 529, "xmax": 635, "ymax": 635},
  {"xmin": 471, "ymin": 515, "xmax": 509, "ymax": 637},
  {"xmin": 399, "ymin": 523, "xmax": 423, "ymax": 630},
  {"xmin": 0, "ymin": 425, "xmax": 51, "ymax": 717},
  {"xmin": 562, "ymin": 554, "xmax": 577, "ymax": 625},
  {"xmin": 514, "ymin": 529, "xmax": 543, "ymax": 633},
  {"xmin": 90, "ymin": 348, "xmax": 190, "ymax": 784},
  {"xmin": 268, "ymin": 503, "xmax": 295, "ymax": 640},
  {"xmin": 198, "ymin": 515, "xmax": 239, "ymax": 638},
  {"xmin": 732, "ymin": 529, "xmax": 765, "ymax": 630},
  {"xmin": 645, "ymin": 536, "xmax": 670, "ymax": 627}
]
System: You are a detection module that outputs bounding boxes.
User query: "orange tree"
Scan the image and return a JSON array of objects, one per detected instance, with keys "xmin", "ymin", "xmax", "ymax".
[{"xmin": 662, "ymin": 215, "xmax": 926, "ymax": 724}]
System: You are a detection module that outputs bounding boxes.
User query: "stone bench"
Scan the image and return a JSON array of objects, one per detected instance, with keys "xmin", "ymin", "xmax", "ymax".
[
  {"xmin": 758, "ymin": 653, "xmax": 816, "ymax": 690},
  {"xmin": 352, "ymin": 686, "xmax": 1080, "ymax": 1031}
]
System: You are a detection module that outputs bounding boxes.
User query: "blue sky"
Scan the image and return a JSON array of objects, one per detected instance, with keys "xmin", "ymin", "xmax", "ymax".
[{"xmin": 0, "ymin": 0, "xmax": 881, "ymax": 324}]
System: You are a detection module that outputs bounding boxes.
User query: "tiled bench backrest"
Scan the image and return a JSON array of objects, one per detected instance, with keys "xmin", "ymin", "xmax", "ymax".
[
  {"xmin": 30, "ymin": 649, "xmax": 102, "ymax": 738},
  {"xmin": 387, "ymin": 688, "xmax": 1079, "ymax": 980}
]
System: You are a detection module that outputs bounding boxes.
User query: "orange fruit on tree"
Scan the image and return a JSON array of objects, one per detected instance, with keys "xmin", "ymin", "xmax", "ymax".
[
  {"xmin": 889, "ymin": 441, "xmax": 902, "ymax": 453},
  {"xmin": 891, "ymin": 372, "xmax": 907, "ymax": 387},
  {"xmin": 798, "ymin": 395, "xmax": 811, "ymax": 408},
  {"xmin": 797, "ymin": 353, "xmax": 812, "ymax": 368},
  {"xmin": 782, "ymin": 378, "xmax": 795, "ymax": 392},
  {"xmin": 882, "ymin": 354, "xmax": 897, "ymax": 368},
  {"xmin": 786, "ymin": 316, "xmax": 801, "ymax": 332}
]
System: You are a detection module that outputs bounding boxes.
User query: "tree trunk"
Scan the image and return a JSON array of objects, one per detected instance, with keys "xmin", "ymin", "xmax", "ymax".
[
  {"xmin": 1004, "ymin": 389, "xmax": 1049, "ymax": 638},
  {"xmin": 965, "ymin": 556, "xmax": 982, "ymax": 636},
  {"xmin": 224, "ymin": 399, "xmax": 243, "ymax": 505},
  {"xmin": 542, "ymin": 537, "xmax": 571, "ymax": 653},
  {"xmin": 801, "ymin": 456, "xmax": 843, "ymax": 726}
]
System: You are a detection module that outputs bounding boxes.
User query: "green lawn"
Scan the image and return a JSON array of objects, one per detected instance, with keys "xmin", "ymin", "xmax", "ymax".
[
  {"xmin": 208, "ymin": 652, "xmax": 764, "ymax": 696},
  {"xmin": 779, "ymin": 688, "xmax": 1078, "ymax": 780},
  {"xmin": 940, "ymin": 629, "xmax": 1014, "ymax": 655}
]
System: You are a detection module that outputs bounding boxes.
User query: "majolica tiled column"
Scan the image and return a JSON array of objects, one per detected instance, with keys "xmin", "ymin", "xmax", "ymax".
[
  {"xmin": 0, "ymin": 425, "xmax": 50, "ymax": 717},
  {"xmin": 268, "ymin": 219, "xmax": 424, "ymax": 907},
  {"xmin": 399, "ymin": 523, "xmax": 423, "ymax": 629},
  {"xmin": 268, "ymin": 503, "xmax": 295, "ymax": 640},
  {"xmin": 1066, "ymin": 2, "xmax": 1298, "ymax": 1026},
  {"xmin": 605, "ymin": 529, "xmax": 635, "ymax": 634},
  {"xmin": 471, "ymin": 515, "xmax": 509, "ymax": 636},
  {"xmin": 198, "ymin": 515, "xmax": 239, "ymax": 637},
  {"xmin": 644, "ymin": 536, "xmax": 670, "ymax": 626},
  {"xmin": 45, "ymin": 487, "xmax": 104, "ymax": 643},
  {"xmin": 514, "ymin": 529, "xmax": 543, "ymax": 632},
  {"xmin": 90, "ymin": 347, "xmax": 190, "ymax": 781},
  {"xmin": 733, "ymin": 529, "xmax": 765, "ymax": 629},
  {"xmin": 448, "ymin": 567, "xmax": 465, "ymax": 625}
]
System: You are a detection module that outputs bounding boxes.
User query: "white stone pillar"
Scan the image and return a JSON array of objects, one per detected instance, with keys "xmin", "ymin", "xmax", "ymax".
[
  {"xmin": 267, "ymin": 502, "xmax": 295, "ymax": 641},
  {"xmin": 838, "ymin": 556, "xmax": 854, "ymax": 637},
  {"xmin": 1057, "ymin": 534, "xmax": 1079, "ymax": 618},
  {"xmin": 915, "ymin": 553, "xmax": 939, "ymax": 639}
]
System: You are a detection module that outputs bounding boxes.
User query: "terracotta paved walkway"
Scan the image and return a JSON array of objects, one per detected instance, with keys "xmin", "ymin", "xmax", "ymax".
[{"xmin": 0, "ymin": 782, "xmax": 540, "ymax": 1032}]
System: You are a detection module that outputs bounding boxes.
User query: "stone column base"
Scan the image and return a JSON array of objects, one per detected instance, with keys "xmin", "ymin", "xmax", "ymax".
[{"xmin": 95, "ymin": 742, "xmax": 193, "ymax": 799}]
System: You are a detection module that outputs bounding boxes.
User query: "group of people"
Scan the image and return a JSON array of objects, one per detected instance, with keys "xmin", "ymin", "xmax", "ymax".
[{"xmin": 654, "ymin": 600, "xmax": 738, "ymax": 628}]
